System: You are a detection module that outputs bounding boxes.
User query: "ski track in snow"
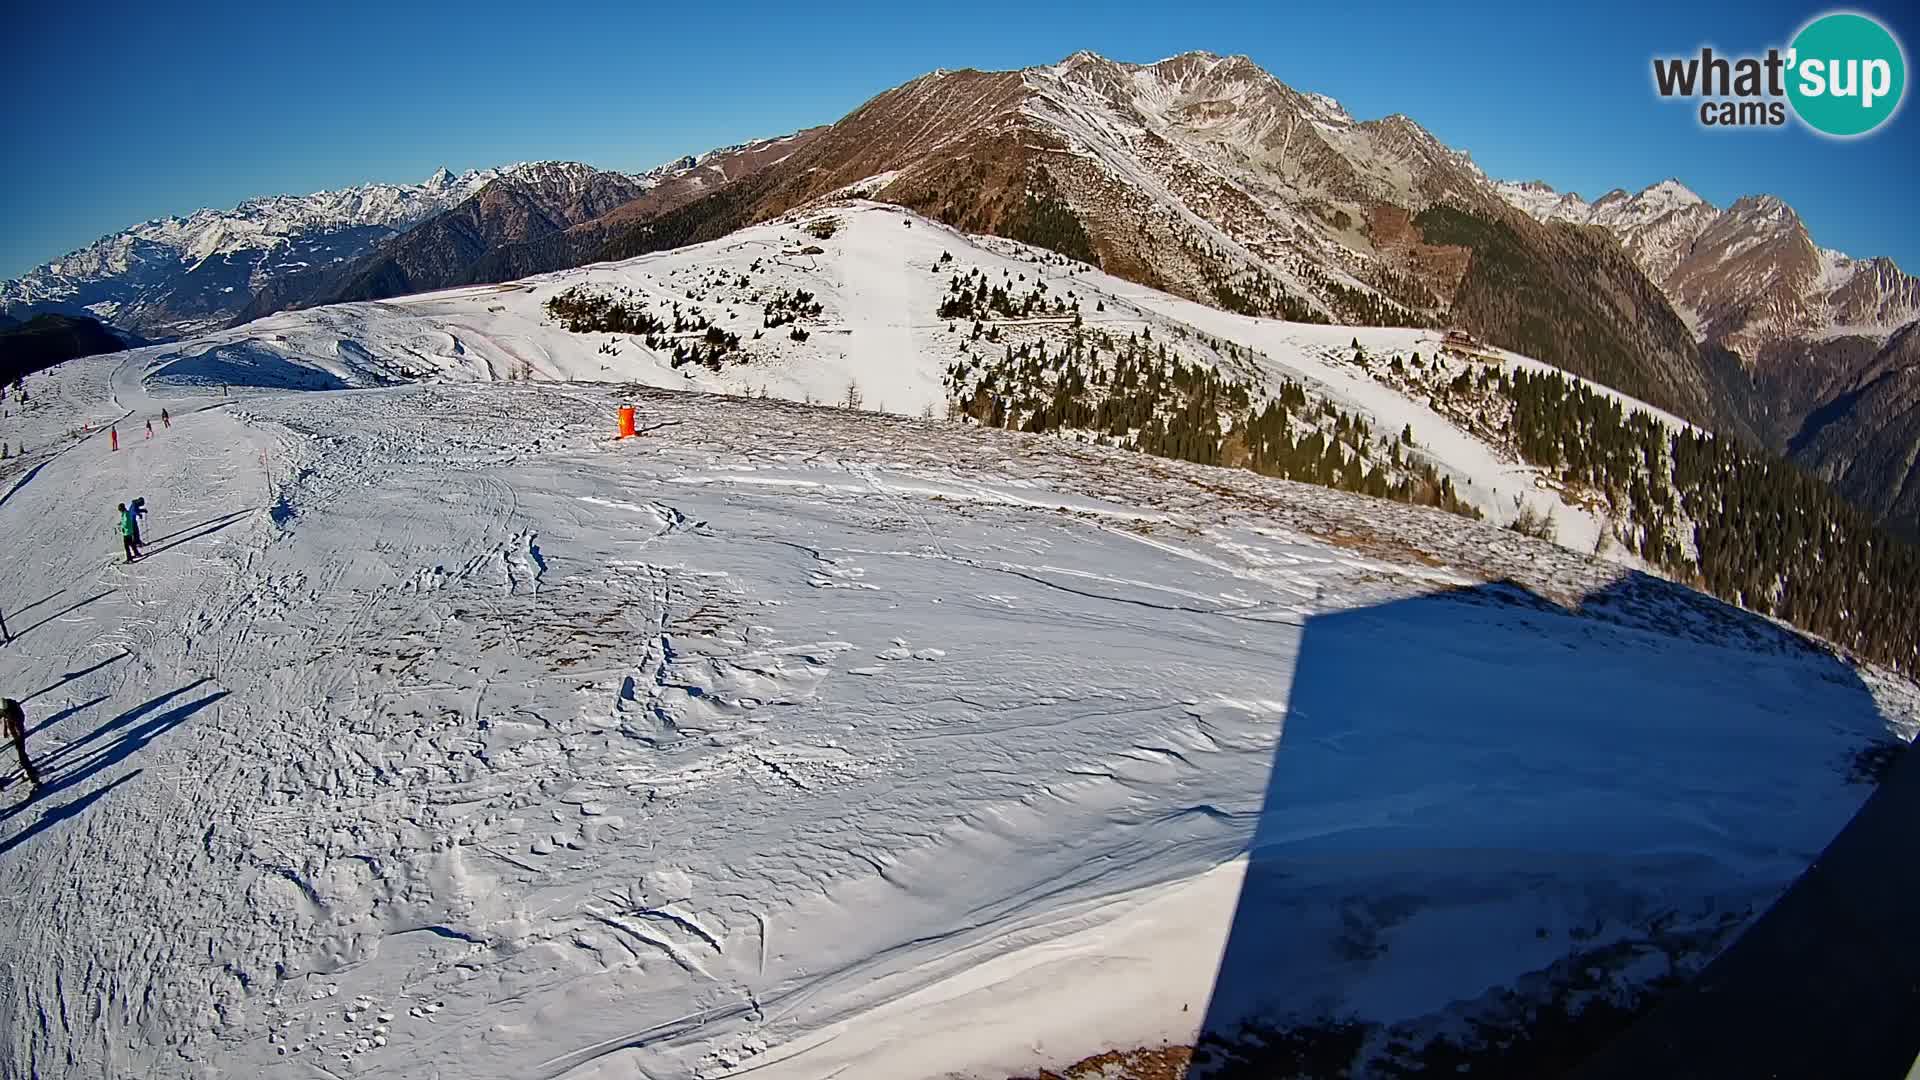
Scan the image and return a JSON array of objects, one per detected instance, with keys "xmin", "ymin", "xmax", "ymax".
[{"xmin": 0, "ymin": 327, "xmax": 1915, "ymax": 1076}]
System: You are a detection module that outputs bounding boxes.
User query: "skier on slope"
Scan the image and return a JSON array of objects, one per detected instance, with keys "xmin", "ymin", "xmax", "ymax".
[
  {"xmin": 160, "ymin": 408, "xmax": 170, "ymax": 429},
  {"xmin": 145, "ymin": 419, "xmax": 154, "ymax": 440},
  {"xmin": 1, "ymin": 698, "xmax": 42, "ymax": 795},
  {"xmin": 117, "ymin": 502, "xmax": 141, "ymax": 562}
]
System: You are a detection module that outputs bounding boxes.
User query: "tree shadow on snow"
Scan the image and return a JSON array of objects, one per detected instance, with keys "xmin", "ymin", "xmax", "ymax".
[{"xmin": 1186, "ymin": 571, "xmax": 1906, "ymax": 1078}]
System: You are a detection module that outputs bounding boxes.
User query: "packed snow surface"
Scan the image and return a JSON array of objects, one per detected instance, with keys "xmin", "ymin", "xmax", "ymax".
[{"xmin": 0, "ymin": 335, "xmax": 1911, "ymax": 1080}]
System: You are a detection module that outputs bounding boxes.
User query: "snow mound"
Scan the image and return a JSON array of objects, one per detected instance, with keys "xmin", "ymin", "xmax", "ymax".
[{"xmin": 147, "ymin": 343, "xmax": 358, "ymax": 391}]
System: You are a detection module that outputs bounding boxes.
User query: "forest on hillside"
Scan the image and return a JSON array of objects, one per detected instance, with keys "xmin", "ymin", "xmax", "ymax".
[
  {"xmin": 1491, "ymin": 365, "xmax": 1920, "ymax": 674},
  {"xmin": 947, "ymin": 310, "xmax": 1919, "ymax": 676},
  {"xmin": 1378, "ymin": 346, "xmax": 1920, "ymax": 675},
  {"xmin": 942, "ymin": 315, "xmax": 1478, "ymax": 523}
]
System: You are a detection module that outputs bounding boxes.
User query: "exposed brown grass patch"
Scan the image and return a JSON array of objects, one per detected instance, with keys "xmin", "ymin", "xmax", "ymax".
[{"xmin": 1010, "ymin": 1044, "xmax": 1194, "ymax": 1080}]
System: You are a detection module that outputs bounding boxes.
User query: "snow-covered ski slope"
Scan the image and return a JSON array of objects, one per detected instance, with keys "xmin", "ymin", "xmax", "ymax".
[
  {"xmin": 146, "ymin": 201, "xmax": 1686, "ymax": 564},
  {"xmin": 0, "ymin": 343, "xmax": 1914, "ymax": 1079}
]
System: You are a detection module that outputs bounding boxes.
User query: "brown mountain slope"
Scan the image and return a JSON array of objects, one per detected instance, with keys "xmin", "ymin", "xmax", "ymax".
[
  {"xmin": 462, "ymin": 131, "xmax": 828, "ymax": 285},
  {"xmin": 1788, "ymin": 323, "xmax": 1920, "ymax": 539},
  {"xmin": 328, "ymin": 162, "xmax": 650, "ymax": 303},
  {"xmin": 599, "ymin": 52, "xmax": 1744, "ymax": 436},
  {"xmin": 234, "ymin": 138, "xmax": 823, "ymax": 324}
]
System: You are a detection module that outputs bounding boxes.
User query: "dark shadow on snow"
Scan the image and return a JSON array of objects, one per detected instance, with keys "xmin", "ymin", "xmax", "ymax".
[
  {"xmin": 9, "ymin": 587, "xmax": 69, "ymax": 620},
  {"xmin": 148, "ymin": 343, "xmax": 350, "ymax": 392},
  {"xmin": 0, "ymin": 771, "xmax": 141, "ymax": 859},
  {"xmin": 1, "ymin": 682, "xmax": 227, "ymax": 852},
  {"xmin": 22, "ymin": 649, "xmax": 130, "ymax": 705},
  {"xmin": 21, "ymin": 641, "xmax": 130, "ymax": 703},
  {"xmin": 6, "ymin": 589, "xmax": 117, "ymax": 644},
  {"xmin": 1186, "ymin": 571, "xmax": 1901, "ymax": 1078},
  {"xmin": 1571, "ymin": 736, "xmax": 1920, "ymax": 1080},
  {"xmin": 138, "ymin": 509, "xmax": 254, "ymax": 559},
  {"xmin": 26, "ymin": 695, "xmax": 110, "ymax": 737},
  {"xmin": 0, "ymin": 458, "xmax": 56, "ymax": 513},
  {"xmin": 37, "ymin": 679, "xmax": 218, "ymax": 777},
  {"xmin": 141, "ymin": 506, "xmax": 256, "ymax": 548}
]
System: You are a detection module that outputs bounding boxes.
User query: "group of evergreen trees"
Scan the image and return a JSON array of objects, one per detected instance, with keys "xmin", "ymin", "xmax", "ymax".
[
  {"xmin": 545, "ymin": 286, "xmax": 669, "ymax": 337},
  {"xmin": 1301, "ymin": 262, "xmax": 1431, "ymax": 329},
  {"xmin": 1199, "ymin": 263, "xmax": 1324, "ymax": 323},
  {"xmin": 938, "ymin": 268, "xmax": 1072, "ymax": 322},
  {"xmin": 1413, "ymin": 359, "xmax": 1920, "ymax": 674},
  {"xmin": 762, "ymin": 288, "xmax": 823, "ymax": 328},
  {"xmin": 1187, "ymin": 251, "xmax": 1430, "ymax": 328},
  {"xmin": 1008, "ymin": 185, "xmax": 1099, "ymax": 267},
  {"xmin": 1232, "ymin": 393, "xmax": 1475, "ymax": 516},
  {"xmin": 946, "ymin": 326, "xmax": 1480, "ymax": 522},
  {"xmin": 544, "ymin": 287, "xmax": 743, "ymax": 372},
  {"xmin": 1411, "ymin": 205, "xmax": 1704, "ymax": 422},
  {"xmin": 1668, "ymin": 429, "xmax": 1919, "ymax": 672}
]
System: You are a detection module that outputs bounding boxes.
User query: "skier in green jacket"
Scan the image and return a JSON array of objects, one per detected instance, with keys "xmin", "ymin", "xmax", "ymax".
[{"xmin": 117, "ymin": 502, "xmax": 141, "ymax": 562}]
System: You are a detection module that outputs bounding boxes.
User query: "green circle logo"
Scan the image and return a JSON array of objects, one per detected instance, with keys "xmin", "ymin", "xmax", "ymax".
[{"xmin": 1787, "ymin": 12, "xmax": 1906, "ymax": 136}]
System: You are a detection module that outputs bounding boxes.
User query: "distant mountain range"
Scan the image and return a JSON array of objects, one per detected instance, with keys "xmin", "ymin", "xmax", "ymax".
[
  {"xmin": 1, "ymin": 167, "xmax": 502, "ymax": 339},
  {"xmin": 0, "ymin": 149, "xmax": 804, "ymax": 341},
  {"xmin": 231, "ymin": 134, "xmax": 820, "ymax": 324},
  {"xmin": 1494, "ymin": 177, "xmax": 1920, "ymax": 534},
  {"xmin": 4, "ymin": 50, "xmax": 1916, "ymax": 535}
]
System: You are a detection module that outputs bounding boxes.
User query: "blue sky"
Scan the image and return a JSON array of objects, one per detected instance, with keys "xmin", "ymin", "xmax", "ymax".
[{"xmin": 4, "ymin": 0, "xmax": 1915, "ymax": 278}]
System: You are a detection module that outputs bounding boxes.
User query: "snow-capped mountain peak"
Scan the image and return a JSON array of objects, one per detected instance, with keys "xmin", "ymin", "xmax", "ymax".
[
  {"xmin": 1302, "ymin": 90, "xmax": 1354, "ymax": 126},
  {"xmin": 1722, "ymin": 192, "xmax": 1800, "ymax": 231},
  {"xmin": 1494, "ymin": 174, "xmax": 1916, "ymax": 350},
  {"xmin": 0, "ymin": 164, "xmax": 578, "ymax": 339},
  {"xmin": 1492, "ymin": 179, "xmax": 1591, "ymax": 222},
  {"xmin": 1643, "ymin": 177, "xmax": 1705, "ymax": 209}
]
